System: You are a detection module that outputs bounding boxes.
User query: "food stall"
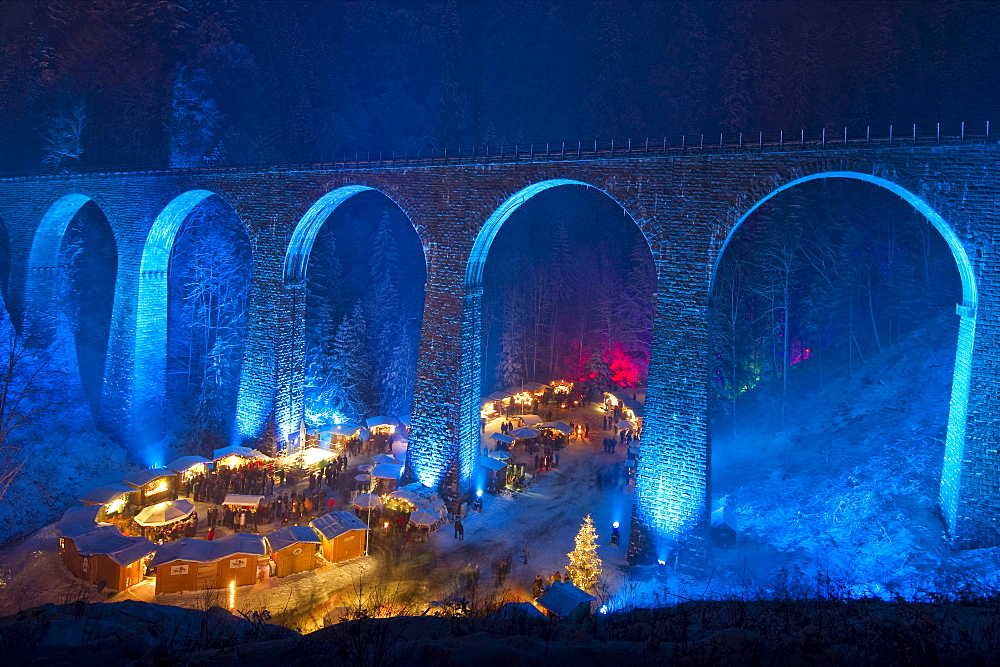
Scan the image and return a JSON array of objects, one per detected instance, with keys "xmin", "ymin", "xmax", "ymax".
[
  {"xmin": 79, "ymin": 484, "xmax": 137, "ymax": 521},
  {"xmin": 124, "ymin": 468, "xmax": 177, "ymax": 507},
  {"xmin": 166, "ymin": 455, "xmax": 211, "ymax": 496}
]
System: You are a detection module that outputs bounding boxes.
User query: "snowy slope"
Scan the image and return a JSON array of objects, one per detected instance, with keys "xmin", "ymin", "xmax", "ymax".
[{"xmin": 708, "ymin": 314, "xmax": 1000, "ymax": 599}]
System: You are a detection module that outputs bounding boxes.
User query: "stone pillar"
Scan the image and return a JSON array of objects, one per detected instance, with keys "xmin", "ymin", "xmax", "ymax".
[
  {"xmin": 234, "ymin": 241, "xmax": 282, "ymax": 449},
  {"xmin": 629, "ymin": 254, "xmax": 711, "ymax": 566},
  {"xmin": 270, "ymin": 280, "xmax": 305, "ymax": 450},
  {"xmin": 949, "ymin": 291, "xmax": 1000, "ymax": 546},
  {"xmin": 407, "ymin": 250, "xmax": 466, "ymax": 495}
]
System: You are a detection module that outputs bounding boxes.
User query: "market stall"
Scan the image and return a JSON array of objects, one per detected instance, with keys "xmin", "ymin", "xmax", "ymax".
[
  {"xmin": 56, "ymin": 506, "xmax": 106, "ymax": 577},
  {"xmin": 477, "ymin": 456, "xmax": 507, "ymax": 494},
  {"xmin": 265, "ymin": 525, "xmax": 322, "ymax": 577},
  {"xmin": 352, "ymin": 493, "xmax": 382, "ymax": 511},
  {"xmin": 124, "ymin": 468, "xmax": 177, "ymax": 507},
  {"xmin": 408, "ymin": 508, "xmax": 440, "ymax": 530},
  {"xmin": 134, "ymin": 499, "xmax": 197, "ymax": 541},
  {"xmin": 518, "ymin": 414, "xmax": 543, "ymax": 427},
  {"xmin": 79, "ymin": 484, "xmax": 137, "ymax": 521},
  {"xmin": 61, "ymin": 524, "xmax": 155, "ymax": 592},
  {"xmin": 166, "ymin": 456, "xmax": 211, "ymax": 497},
  {"xmin": 328, "ymin": 423, "xmax": 365, "ymax": 449},
  {"xmin": 535, "ymin": 581, "xmax": 596, "ymax": 620},
  {"xmin": 150, "ymin": 533, "xmax": 268, "ymax": 595},
  {"xmin": 371, "ymin": 463, "xmax": 404, "ymax": 493},
  {"xmin": 310, "ymin": 511, "xmax": 369, "ymax": 563},
  {"xmin": 212, "ymin": 445, "xmax": 273, "ymax": 469}
]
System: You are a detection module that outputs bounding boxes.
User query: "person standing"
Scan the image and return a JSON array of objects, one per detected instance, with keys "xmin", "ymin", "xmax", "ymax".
[{"xmin": 532, "ymin": 575, "xmax": 544, "ymax": 599}]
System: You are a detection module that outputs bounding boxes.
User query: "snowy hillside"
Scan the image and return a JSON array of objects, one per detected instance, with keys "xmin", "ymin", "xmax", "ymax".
[{"xmin": 709, "ymin": 313, "xmax": 1000, "ymax": 599}]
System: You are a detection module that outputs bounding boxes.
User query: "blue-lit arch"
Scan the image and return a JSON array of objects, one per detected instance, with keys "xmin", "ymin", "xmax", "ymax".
[
  {"xmin": 278, "ymin": 185, "xmax": 425, "ymax": 447},
  {"xmin": 284, "ymin": 185, "xmax": 376, "ymax": 283},
  {"xmin": 446, "ymin": 178, "xmax": 652, "ymax": 493},
  {"xmin": 25, "ymin": 193, "xmax": 94, "ymax": 335},
  {"xmin": 27, "ymin": 192, "xmax": 118, "ymax": 422},
  {"xmin": 132, "ymin": 189, "xmax": 220, "ymax": 450},
  {"xmin": 465, "ymin": 178, "xmax": 595, "ymax": 289},
  {"xmin": 709, "ymin": 170, "xmax": 977, "ymax": 538}
]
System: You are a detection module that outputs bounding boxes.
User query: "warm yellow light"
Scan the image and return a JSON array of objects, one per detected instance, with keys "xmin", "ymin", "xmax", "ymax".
[
  {"xmin": 221, "ymin": 455, "xmax": 244, "ymax": 468},
  {"xmin": 148, "ymin": 479, "xmax": 169, "ymax": 495},
  {"xmin": 105, "ymin": 496, "xmax": 126, "ymax": 515},
  {"xmin": 228, "ymin": 580, "xmax": 236, "ymax": 610}
]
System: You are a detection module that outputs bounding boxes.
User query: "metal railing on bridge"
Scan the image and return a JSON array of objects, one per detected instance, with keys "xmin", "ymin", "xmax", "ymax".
[{"xmin": 1, "ymin": 121, "xmax": 996, "ymax": 181}]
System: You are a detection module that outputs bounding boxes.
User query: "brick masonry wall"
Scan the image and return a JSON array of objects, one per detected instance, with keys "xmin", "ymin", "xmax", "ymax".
[{"xmin": 0, "ymin": 142, "xmax": 997, "ymax": 559}]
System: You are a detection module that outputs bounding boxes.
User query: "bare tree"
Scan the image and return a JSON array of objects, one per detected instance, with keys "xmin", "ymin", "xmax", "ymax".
[
  {"xmin": 41, "ymin": 96, "xmax": 87, "ymax": 171},
  {"xmin": 0, "ymin": 322, "xmax": 57, "ymax": 503}
]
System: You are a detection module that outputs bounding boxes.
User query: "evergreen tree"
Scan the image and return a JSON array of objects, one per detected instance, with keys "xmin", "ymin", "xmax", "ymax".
[
  {"xmin": 566, "ymin": 514, "xmax": 602, "ymax": 592},
  {"xmin": 582, "ymin": 349, "xmax": 613, "ymax": 393}
]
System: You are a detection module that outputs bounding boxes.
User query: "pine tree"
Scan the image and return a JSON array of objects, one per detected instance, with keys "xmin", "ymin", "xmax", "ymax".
[{"xmin": 566, "ymin": 514, "xmax": 602, "ymax": 592}]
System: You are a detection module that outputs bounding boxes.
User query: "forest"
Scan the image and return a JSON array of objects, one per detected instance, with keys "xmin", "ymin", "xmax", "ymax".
[
  {"xmin": 710, "ymin": 180, "xmax": 960, "ymax": 436},
  {"xmin": 1, "ymin": 0, "xmax": 998, "ymax": 173},
  {"xmin": 480, "ymin": 187, "xmax": 654, "ymax": 394},
  {"xmin": 302, "ymin": 193, "xmax": 425, "ymax": 427}
]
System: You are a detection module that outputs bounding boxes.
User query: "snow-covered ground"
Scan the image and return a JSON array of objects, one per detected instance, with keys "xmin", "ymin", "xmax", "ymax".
[{"xmin": 4, "ymin": 314, "xmax": 999, "ymax": 625}]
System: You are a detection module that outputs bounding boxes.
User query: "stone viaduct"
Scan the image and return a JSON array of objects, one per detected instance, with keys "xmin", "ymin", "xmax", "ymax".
[{"xmin": 0, "ymin": 139, "xmax": 997, "ymax": 561}]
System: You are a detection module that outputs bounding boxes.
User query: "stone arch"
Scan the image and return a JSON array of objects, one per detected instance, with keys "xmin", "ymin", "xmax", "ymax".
[
  {"xmin": 441, "ymin": 178, "xmax": 654, "ymax": 493},
  {"xmin": 133, "ymin": 189, "xmax": 250, "ymax": 445},
  {"xmin": 275, "ymin": 184, "xmax": 426, "ymax": 446},
  {"xmin": 26, "ymin": 192, "xmax": 118, "ymax": 421},
  {"xmin": 465, "ymin": 178, "xmax": 651, "ymax": 289},
  {"xmin": 25, "ymin": 193, "xmax": 94, "ymax": 336},
  {"xmin": 710, "ymin": 170, "xmax": 977, "ymax": 536}
]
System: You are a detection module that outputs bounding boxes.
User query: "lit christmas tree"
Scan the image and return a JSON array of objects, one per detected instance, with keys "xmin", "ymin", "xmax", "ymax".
[{"xmin": 566, "ymin": 514, "xmax": 602, "ymax": 592}]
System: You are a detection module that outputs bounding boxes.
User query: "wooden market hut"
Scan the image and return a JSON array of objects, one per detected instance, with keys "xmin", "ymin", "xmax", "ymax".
[
  {"xmin": 166, "ymin": 456, "xmax": 211, "ymax": 496},
  {"xmin": 477, "ymin": 456, "xmax": 508, "ymax": 493},
  {"xmin": 328, "ymin": 424, "xmax": 364, "ymax": 447},
  {"xmin": 212, "ymin": 444, "xmax": 273, "ymax": 469},
  {"xmin": 265, "ymin": 525, "xmax": 322, "ymax": 577},
  {"xmin": 150, "ymin": 533, "xmax": 268, "ymax": 595},
  {"xmin": 535, "ymin": 581, "xmax": 596, "ymax": 620},
  {"xmin": 711, "ymin": 505, "xmax": 739, "ymax": 548},
  {"xmin": 56, "ymin": 505, "xmax": 105, "ymax": 578},
  {"xmin": 60, "ymin": 523, "xmax": 155, "ymax": 592},
  {"xmin": 124, "ymin": 468, "xmax": 177, "ymax": 507},
  {"xmin": 310, "ymin": 511, "xmax": 369, "ymax": 564},
  {"xmin": 78, "ymin": 484, "xmax": 137, "ymax": 521},
  {"xmin": 371, "ymin": 463, "xmax": 404, "ymax": 493},
  {"xmin": 365, "ymin": 416, "xmax": 399, "ymax": 435}
]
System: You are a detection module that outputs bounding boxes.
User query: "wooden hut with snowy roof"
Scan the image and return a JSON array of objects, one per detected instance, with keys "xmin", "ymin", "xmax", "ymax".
[
  {"xmin": 535, "ymin": 581, "xmax": 596, "ymax": 620},
  {"xmin": 711, "ymin": 505, "xmax": 739, "ymax": 548},
  {"xmin": 58, "ymin": 522, "xmax": 155, "ymax": 592},
  {"xmin": 150, "ymin": 533, "xmax": 268, "ymax": 594},
  {"xmin": 56, "ymin": 505, "xmax": 106, "ymax": 578},
  {"xmin": 310, "ymin": 511, "xmax": 368, "ymax": 564},
  {"xmin": 123, "ymin": 468, "xmax": 177, "ymax": 507},
  {"xmin": 266, "ymin": 525, "xmax": 322, "ymax": 577}
]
